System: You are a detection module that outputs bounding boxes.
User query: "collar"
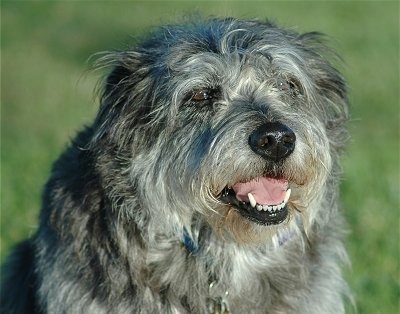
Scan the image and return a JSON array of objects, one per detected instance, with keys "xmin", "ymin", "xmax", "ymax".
[
  {"xmin": 183, "ymin": 229, "xmax": 200, "ymax": 254},
  {"xmin": 182, "ymin": 216, "xmax": 301, "ymax": 254}
]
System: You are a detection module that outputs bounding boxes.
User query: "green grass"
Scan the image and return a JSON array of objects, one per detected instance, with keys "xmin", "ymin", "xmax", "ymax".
[{"xmin": 1, "ymin": 1, "xmax": 399, "ymax": 313}]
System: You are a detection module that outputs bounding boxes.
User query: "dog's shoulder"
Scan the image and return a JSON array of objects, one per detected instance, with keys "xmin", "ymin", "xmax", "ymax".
[{"xmin": 1, "ymin": 240, "xmax": 41, "ymax": 314}]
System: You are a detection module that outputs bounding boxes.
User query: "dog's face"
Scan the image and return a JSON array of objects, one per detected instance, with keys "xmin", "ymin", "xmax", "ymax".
[{"xmin": 94, "ymin": 18, "xmax": 348, "ymax": 243}]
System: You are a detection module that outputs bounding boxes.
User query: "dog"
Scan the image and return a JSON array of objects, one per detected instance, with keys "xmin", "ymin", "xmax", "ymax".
[{"xmin": 1, "ymin": 17, "xmax": 350, "ymax": 313}]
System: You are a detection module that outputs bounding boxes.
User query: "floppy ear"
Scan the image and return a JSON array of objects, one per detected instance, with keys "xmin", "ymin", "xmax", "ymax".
[
  {"xmin": 295, "ymin": 32, "xmax": 350, "ymax": 155},
  {"xmin": 315, "ymin": 58, "xmax": 348, "ymax": 120},
  {"xmin": 316, "ymin": 64, "xmax": 348, "ymax": 125},
  {"xmin": 316, "ymin": 62, "xmax": 349, "ymax": 153},
  {"xmin": 299, "ymin": 33, "xmax": 349, "ymax": 125},
  {"xmin": 91, "ymin": 52, "xmax": 154, "ymax": 148}
]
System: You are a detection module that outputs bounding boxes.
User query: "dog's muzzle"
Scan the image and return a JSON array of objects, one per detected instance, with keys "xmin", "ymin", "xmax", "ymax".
[{"xmin": 220, "ymin": 122, "xmax": 295, "ymax": 225}]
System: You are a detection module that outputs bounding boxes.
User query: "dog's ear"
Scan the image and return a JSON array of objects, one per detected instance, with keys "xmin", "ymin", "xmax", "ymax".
[
  {"xmin": 299, "ymin": 33, "xmax": 349, "ymax": 125},
  {"xmin": 294, "ymin": 32, "xmax": 350, "ymax": 153},
  {"xmin": 315, "ymin": 58, "xmax": 348, "ymax": 125},
  {"xmin": 104, "ymin": 64, "xmax": 135, "ymax": 102},
  {"xmin": 91, "ymin": 51, "xmax": 154, "ymax": 148},
  {"xmin": 318, "ymin": 65, "xmax": 349, "ymax": 153}
]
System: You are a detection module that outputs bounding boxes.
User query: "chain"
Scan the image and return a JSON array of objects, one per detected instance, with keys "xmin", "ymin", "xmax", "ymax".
[{"xmin": 207, "ymin": 281, "xmax": 230, "ymax": 314}]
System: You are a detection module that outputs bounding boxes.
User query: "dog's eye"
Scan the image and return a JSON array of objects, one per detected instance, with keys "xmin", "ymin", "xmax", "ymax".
[
  {"xmin": 276, "ymin": 77, "xmax": 303, "ymax": 96},
  {"xmin": 191, "ymin": 89, "xmax": 215, "ymax": 102},
  {"xmin": 188, "ymin": 88, "xmax": 221, "ymax": 105},
  {"xmin": 192, "ymin": 89, "xmax": 213, "ymax": 101}
]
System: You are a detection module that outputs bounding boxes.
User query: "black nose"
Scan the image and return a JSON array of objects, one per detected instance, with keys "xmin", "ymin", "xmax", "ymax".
[{"xmin": 249, "ymin": 122, "xmax": 296, "ymax": 161}]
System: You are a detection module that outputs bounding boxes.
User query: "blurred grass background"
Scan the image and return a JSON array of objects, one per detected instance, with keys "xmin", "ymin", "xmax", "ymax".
[{"xmin": 1, "ymin": 1, "xmax": 399, "ymax": 313}]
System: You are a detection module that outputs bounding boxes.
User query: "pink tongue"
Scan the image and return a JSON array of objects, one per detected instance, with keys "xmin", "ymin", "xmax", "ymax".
[{"xmin": 232, "ymin": 177, "xmax": 288, "ymax": 205}]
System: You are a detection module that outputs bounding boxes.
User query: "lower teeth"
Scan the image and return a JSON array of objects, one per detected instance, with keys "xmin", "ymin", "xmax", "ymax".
[
  {"xmin": 250, "ymin": 189, "xmax": 291, "ymax": 212},
  {"xmin": 256, "ymin": 203, "xmax": 284, "ymax": 212}
]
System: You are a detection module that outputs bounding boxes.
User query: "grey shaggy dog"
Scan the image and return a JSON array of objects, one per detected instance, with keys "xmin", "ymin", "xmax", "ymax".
[{"xmin": 1, "ymin": 17, "xmax": 351, "ymax": 313}]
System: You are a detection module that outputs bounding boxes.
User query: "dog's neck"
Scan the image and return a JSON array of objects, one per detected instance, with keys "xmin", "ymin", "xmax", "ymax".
[
  {"xmin": 181, "ymin": 217, "xmax": 301, "ymax": 255},
  {"xmin": 180, "ymin": 219, "xmax": 302, "ymax": 313}
]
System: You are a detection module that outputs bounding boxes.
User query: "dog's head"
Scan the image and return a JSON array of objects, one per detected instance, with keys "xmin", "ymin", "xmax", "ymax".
[{"xmin": 93, "ymin": 18, "xmax": 348, "ymax": 244}]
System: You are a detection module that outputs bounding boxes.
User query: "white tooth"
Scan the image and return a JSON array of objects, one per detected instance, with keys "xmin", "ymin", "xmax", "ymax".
[
  {"xmin": 247, "ymin": 193, "xmax": 257, "ymax": 208},
  {"xmin": 272, "ymin": 205, "xmax": 278, "ymax": 211},
  {"xmin": 284, "ymin": 188, "xmax": 292, "ymax": 205},
  {"xmin": 256, "ymin": 205, "xmax": 263, "ymax": 211}
]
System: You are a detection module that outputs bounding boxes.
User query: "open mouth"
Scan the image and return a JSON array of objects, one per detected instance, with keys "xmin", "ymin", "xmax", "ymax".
[{"xmin": 220, "ymin": 177, "xmax": 291, "ymax": 225}]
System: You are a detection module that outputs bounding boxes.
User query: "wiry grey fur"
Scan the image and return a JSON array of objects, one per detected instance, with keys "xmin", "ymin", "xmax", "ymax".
[{"xmin": 1, "ymin": 18, "xmax": 351, "ymax": 313}]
